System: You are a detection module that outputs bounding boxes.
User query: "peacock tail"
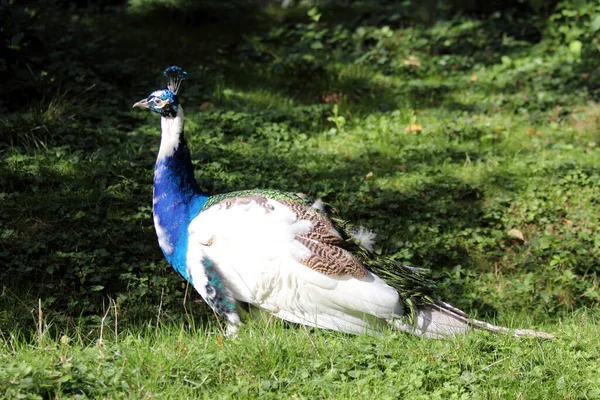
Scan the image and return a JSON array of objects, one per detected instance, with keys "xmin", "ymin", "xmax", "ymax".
[{"xmin": 304, "ymin": 196, "xmax": 438, "ymax": 323}]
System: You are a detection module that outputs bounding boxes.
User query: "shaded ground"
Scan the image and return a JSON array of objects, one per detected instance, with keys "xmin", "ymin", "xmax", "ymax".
[{"xmin": 1, "ymin": 0, "xmax": 599, "ymax": 334}]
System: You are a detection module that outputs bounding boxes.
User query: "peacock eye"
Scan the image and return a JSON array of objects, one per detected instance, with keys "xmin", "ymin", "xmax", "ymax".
[{"xmin": 153, "ymin": 98, "xmax": 160, "ymax": 105}]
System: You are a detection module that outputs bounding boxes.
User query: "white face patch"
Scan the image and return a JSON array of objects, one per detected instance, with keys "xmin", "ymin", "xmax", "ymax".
[
  {"xmin": 157, "ymin": 107, "xmax": 184, "ymax": 161},
  {"xmin": 154, "ymin": 98, "xmax": 169, "ymax": 108}
]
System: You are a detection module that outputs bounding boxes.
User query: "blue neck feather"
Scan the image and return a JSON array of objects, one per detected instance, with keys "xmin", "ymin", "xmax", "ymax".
[
  {"xmin": 152, "ymin": 126, "xmax": 208, "ymax": 280},
  {"xmin": 150, "ymin": 105, "xmax": 237, "ymax": 319}
]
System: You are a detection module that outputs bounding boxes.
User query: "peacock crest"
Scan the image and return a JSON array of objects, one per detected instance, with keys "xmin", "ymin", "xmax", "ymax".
[{"xmin": 164, "ymin": 66, "xmax": 187, "ymax": 95}]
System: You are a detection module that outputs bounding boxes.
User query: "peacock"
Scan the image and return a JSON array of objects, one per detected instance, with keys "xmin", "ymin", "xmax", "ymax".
[{"xmin": 133, "ymin": 66, "xmax": 553, "ymax": 339}]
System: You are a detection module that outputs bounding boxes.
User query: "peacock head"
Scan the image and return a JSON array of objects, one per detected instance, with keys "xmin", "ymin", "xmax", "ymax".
[{"xmin": 133, "ymin": 66, "xmax": 187, "ymax": 118}]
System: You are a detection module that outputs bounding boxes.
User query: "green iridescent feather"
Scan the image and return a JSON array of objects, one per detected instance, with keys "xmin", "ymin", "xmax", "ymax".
[{"xmin": 201, "ymin": 189, "xmax": 307, "ymax": 211}]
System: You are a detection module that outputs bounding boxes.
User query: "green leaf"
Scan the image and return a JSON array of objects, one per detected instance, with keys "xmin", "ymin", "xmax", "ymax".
[
  {"xmin": 307, "ymin": 7, "xmax": 321, "ymax": 22},
  {"xmin": 569, "ymin": 40, "xmax": 582, "ymax": 56},
  {"xmin": 591, "ymin": 15, "xmax": 600, "ymax": 32},
  {"xmin": 501, "ymin": 55, "xmax": 512, "ymax": 66},
  {"xmin": 572, "ymin": 0, "xmax": 586, "ymax": 11},
  {"xmin": 347, "ymin": 370, "xmax": 361, "ymax": 378}
]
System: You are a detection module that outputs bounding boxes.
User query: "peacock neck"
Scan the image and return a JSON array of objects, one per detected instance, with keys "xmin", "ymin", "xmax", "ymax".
[
  {"xmin": 152, "ymin": 107, "xmax": 208, "ymax": 276},
  {"xmin": 154, "ymin": 108, "xmax": 201, "ymax": 199}
]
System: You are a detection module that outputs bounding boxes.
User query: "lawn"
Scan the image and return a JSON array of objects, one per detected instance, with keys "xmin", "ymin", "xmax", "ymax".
[{"xmin": 1, "ymin": 0, "xmax": 599, "ymax": 398}]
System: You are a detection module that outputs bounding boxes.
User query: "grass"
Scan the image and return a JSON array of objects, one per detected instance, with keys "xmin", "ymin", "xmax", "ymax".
[
  {"xmin": 2, "ymin": 311, "xmax": 600, "ymax": 399},
  {"xmin": 1, "ymin": 0, "xmax": 600, "ymax": 398}
]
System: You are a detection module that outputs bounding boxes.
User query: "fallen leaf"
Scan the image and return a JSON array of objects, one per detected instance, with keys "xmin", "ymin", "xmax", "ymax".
[
  {"xmin": 582, "ymin": 73, "xmax": 589, "ymax": 79},
  {"xmin": 469, "ymin": 75, "xmax": 478, "ymax": 82},
  {"xmin": 403, "ymin": 57, "xmax": 421, "ymax": 67},
  {"xmin": 200, "ymin": 102, "xmax": 214, "ymax": 111},
  {"xmin": 365, "ymin": 171, "xmax": 374, "ymax": 180},
  {"xmin": 527, "ymin": 127, "xmax": 541, "ymax": 135},
  {"xmin": 321, "ymin": 91, "xmax": 344, "ymax": 104},
  {"xmin": 395, "ymin": 165, "xmax": 406, "ymax": 171},
  {"xmin": 507, "ymin": 229, "xmax": 525, "ymax": 242},
  {"xmin": 216, "ymin": 335, "xmax": 224, "ymax": 348},
  {"xmin": 404, "ymin": 124, "xmax": 423, "ymax": 133}
]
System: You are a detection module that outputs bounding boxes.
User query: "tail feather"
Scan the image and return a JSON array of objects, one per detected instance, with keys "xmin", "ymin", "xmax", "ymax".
[
  {"xmin": 293, "ymin": 194, "xmax": 554, "ymax": 340},
  {"xmin": 393, "ymin": 300, "xmax": 555, "ymax": 339}
]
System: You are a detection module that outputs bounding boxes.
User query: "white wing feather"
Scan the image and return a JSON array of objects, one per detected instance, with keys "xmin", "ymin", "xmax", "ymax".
[{"xmin": 186, "ymin": 198, "xmax": 403, "ymax": 334}]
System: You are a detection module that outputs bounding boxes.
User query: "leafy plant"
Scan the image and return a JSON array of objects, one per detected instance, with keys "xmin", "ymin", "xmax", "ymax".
[
  {"xmin": 1, "ymin": 3, "xmax": 599, "ymax": 387},
  {"xmin": 326, "ymin": 104, "xmax": 346, "ymax": 133}
]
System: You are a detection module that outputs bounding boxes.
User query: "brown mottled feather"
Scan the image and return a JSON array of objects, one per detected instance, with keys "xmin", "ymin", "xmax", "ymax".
[
  {"xmin": 280, "ymin": 200, "xmax": 344, "ymax": 246},
  {"xmin": 279, "ymin": 200, "xmax": 368, "ymax": 278},
  {"xmin": 297, "ymin": 236, "xmax": 368, "ymax": 278}
]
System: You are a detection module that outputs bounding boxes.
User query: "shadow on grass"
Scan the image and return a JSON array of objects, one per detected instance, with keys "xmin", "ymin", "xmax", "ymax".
[{"xmin": 3, "ymin": 0, "xmax": 596, "ymax": 335}]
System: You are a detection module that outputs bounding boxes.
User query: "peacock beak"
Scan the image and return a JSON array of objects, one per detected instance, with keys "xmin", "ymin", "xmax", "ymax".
[{"xmin": 132, "ymin": 98, "xmax": 151, "ymax": 109}]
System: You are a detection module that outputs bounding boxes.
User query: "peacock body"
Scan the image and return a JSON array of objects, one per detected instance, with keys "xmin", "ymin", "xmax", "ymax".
[{"xmin": 133, "ymin": 66, "xmax": 553, "ymax": 339}]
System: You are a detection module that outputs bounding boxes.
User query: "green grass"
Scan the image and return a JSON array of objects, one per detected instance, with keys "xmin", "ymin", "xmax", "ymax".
[
  {"xmin": 2, "ymin": 312, "xmax": 600, "ymax": 399},
  {"xmin": 1, "ymin": 1, "xmax": 600, "ymax": 398}
]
